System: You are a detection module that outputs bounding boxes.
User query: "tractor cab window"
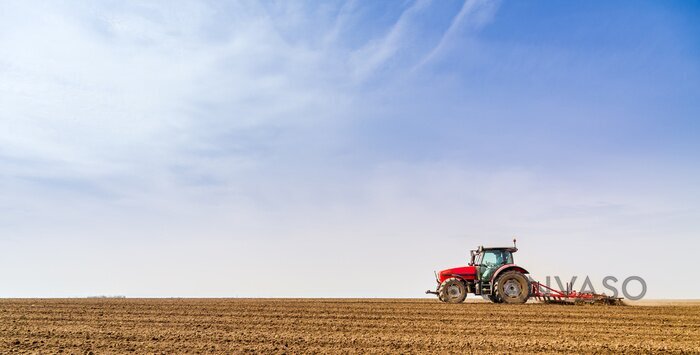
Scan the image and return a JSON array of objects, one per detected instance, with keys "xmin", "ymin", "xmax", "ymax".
[
  {"xmin": 481, "ymin": 250, "xmax": 513, "ymax": 267},
  {"xmin": 481, "ymin": 251, "xmax": 498, "ymax": 266},
  {"xmin": 504, "ymin": 252, "xmax": 513, "ymax": 264},
  {"xmin": 478, "ymin": 250, "xmax": 513, "ymax": 280}
]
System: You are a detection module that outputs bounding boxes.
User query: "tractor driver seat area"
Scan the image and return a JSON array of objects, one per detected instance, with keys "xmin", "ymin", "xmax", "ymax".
[{"xmin": 478, "ymin": 250, "xmax": 512, "ymax": 281}]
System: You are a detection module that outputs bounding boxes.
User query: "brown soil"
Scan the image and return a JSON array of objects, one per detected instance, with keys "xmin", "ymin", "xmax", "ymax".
[{"xmin": 1, "ymin": 298, "xmax": 698, "ymax": 354}]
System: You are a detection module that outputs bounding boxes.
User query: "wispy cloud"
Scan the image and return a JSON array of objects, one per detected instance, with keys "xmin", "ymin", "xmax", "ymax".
[
  {"xmin": 416, "ymin": 0, "xmax": 499, "ymax": 69},
  {"xmin": 0, "ymin": 0, "xmax": 501, "ymax": 205},
  {"xmin": 349, "ymin": 0, "xmax": 432, "ymax": 80}
]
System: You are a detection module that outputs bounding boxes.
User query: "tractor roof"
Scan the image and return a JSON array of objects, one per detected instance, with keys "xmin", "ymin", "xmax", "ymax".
[
  {"xmin": 473, "ymin": 239, "xmax": 519, "ymax": 253},
  {"xmin": 478, "ymin": 246, "xmax": 518, "ymax": 253}
]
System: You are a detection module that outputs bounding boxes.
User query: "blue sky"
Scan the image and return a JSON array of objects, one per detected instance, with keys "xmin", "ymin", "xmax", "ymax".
[{"xmin": 1, "ymin": 0, "xmax": 699, "ymax": 298}]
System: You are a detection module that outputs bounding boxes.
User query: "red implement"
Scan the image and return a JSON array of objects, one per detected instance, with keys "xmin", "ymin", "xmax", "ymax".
[{"xmin": 530, "ymin": 281, "xmax": 623, "ymax": 305}]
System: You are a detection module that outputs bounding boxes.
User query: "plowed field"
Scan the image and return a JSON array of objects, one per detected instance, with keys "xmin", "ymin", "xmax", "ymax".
[{"xmin": 1, "ymin": 298, "xmax": 699, "ymax": 354}]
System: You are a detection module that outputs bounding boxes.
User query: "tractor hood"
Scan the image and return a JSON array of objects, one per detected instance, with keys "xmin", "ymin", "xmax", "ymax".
[{"xmin": 438, "ymin": 266, "xmax": 477, "ymax": 283}]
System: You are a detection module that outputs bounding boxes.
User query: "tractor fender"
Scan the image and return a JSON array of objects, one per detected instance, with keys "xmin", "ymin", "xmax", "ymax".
[
  {"xmin": 441, "ymin": 275, "xmax": 474, "ymax": 294},
  {"xmin": 490, "ymin": 264, "xmax": 529, "ymax": 283},
  {"xmin": 437, "ymin": 266, "xmax": 478, "ymax": 283}
]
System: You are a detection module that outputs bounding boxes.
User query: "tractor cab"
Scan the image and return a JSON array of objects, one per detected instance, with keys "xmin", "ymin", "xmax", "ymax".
[{"xmin": 469, "ymin": 245, "xmax": 517, "ymax": 281}]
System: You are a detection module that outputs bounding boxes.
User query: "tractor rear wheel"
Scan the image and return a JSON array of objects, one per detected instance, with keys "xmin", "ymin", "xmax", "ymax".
[
  {"xmin": 438, "ymin": 278, "xmax": 467, "ymax": 303},
  {"xmin": 494, "ymin": 271, "xmax": 530, "ymax": 304}
]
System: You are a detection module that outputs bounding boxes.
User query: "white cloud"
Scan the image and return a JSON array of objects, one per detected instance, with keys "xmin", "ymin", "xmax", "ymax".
[
  {"xmin": 1, "ymin": 0, "xmax": 493, "ymax": 203},
  {"xmin": 0, "ymin": 1, "xmax": 342, "ymax": 185}
]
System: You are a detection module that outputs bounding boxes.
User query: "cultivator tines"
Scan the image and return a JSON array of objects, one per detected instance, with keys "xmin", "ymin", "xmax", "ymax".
[{"xmin": 531, "ymin": 281, "xmax": 623, "ymax": 305}]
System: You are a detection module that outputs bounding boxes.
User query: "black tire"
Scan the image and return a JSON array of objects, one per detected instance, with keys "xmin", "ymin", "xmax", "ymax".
[
  {"xmin": 488, "ymin": 294, "xmax": 503, "ymax": 303},
  {"xmin": 494, "ymin": 271, "xmax": 530, "ymax": 304},
  {"xmin": 438, "ymin": 278, "xmax": 467, "ymax": 304}
]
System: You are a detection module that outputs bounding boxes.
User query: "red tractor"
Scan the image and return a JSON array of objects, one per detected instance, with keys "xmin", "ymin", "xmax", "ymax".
[{"xmin": 426, "ymin": 239, "xmax": 531, "ymax": 304}]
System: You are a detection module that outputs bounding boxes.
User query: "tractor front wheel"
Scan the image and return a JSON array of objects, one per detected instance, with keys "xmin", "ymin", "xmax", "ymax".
[
  {"xmin": 494, "ymin": 271, "xmax": 530, "ymax": 304},
  {"xmin": 438, "ymin": 278, "xmax": 467, "ymax": 303}
]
